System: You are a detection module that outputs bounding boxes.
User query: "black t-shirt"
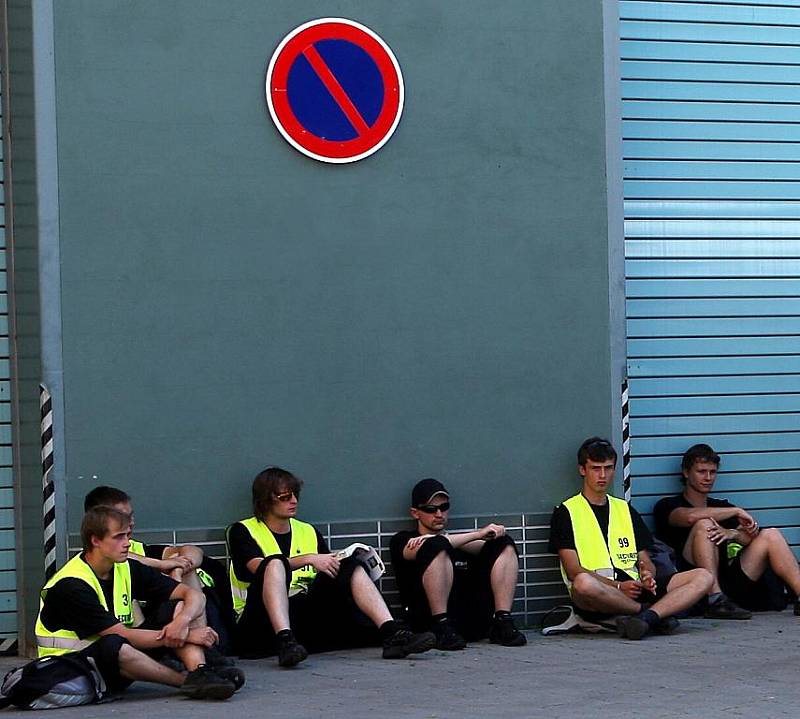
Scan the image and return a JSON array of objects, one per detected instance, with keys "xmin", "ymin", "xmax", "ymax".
[
  {"xmin": 548, "ymin": 496, "xmax": 653, "ymax": 581},
  {"xmin": 228, "ymin": 521, "xmax": 328, "ymax": 583},
  {"xmin": 653, "ymin": 494, "xmax": 737, "ymax": 555},
  {"xmin": 39, "ymin": 556, "xmax": 179, "ymax": 639}
]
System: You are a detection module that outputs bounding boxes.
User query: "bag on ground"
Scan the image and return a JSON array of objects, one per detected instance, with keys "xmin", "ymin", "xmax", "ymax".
[{"xmin": 0, "ymin": 654, "xmax": 105, "ymax": 709}]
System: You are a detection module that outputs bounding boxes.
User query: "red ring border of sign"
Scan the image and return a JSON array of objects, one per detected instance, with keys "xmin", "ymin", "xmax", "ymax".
[{"xmin": 266, "ymin": 18, "xmax": 404, "ymax": 164}]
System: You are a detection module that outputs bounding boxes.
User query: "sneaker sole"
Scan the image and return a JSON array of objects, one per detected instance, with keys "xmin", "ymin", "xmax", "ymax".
[
  {"xmin": 180, "ymin": 683, "xmax": 236, "ymax": 701},
  {"xmin": 383, "ymin": 632, "xmax": 437, "ymax": 659},
  {"xmin": 704, "ymin": 612, "xmax": 752, "ymax": 620},
  {"xmin": 278, "ymin": 647, "xmax": 308, "ymax": 668},
  {"xmin": 615, "ymin": 617, "xmax": 649, "ymax": 640},
  {"xmin": 490, "ymin": 634, "xmax": 527, "ymax": 647}
]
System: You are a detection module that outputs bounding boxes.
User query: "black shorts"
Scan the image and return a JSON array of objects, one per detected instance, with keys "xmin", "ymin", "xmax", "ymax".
[
  {"xmin": 400, "ymin": 534, "xmax": 517, "ymax": 640},
  {"xmin": 234, "ymin": 554, "xmax": 380, "ymax": 658},
  {"xmin": 77, "ymin": 635, "xmax": 131, "ymax": 694},
  {"xmin": 721, "ymin": 555, "xmax": 782, "ymax": 611}
]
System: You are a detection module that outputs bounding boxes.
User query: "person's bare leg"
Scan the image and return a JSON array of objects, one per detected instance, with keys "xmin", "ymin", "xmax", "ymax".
[
  {"xmin": 740, "ymin": 528, "xmax": 800, "ymax": 595},
  {"xmin": 117, "ymin": 643, "xmax": 184, "ymax": 687},
  {"xmin": 164, "ymin": 546, "xmax": 205, "ymax": 591},
  {"xmin": 167, "ymin": 599, "xmax": 208, "ymax": 671},
  {"xmin": 682, "ymin": 519, "xmax": 722, "ymax": 594},
  {"xmin": 350, "ymin": 565, "xmax": 392, "ymax": 626},
  {"xmin": 421, "ymin": 550, "xmax": 453, "ymax": 615},
  {"xmin": 650, "ymin": 568, "xmax": 713, "ymax": 619},
  {"xmin": 570, "ymin": 572, "xmax": 641, "ymax": 615},
  {"xmin": 489, "ymin": 545, "xmax": 519, "ymax": 612},
  {"xmin": 261, "ymin": 559, "xmax": 291, "ymax": 632}
]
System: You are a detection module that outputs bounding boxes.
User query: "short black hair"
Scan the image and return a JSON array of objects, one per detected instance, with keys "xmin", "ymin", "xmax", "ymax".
[
  {"xmin": 84, "ymin": 486, "xmax": 131, "ymax": 513},
  {"xmin": 577, "ymin": 437, "xmax": 617, "ymax": 467},
  {"xmin": 681, "ymin": 444, "xmax": 720, "ymax": 477}
]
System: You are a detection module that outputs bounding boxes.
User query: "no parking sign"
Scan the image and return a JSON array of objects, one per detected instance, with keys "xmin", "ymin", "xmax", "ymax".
[{"xmin": 266, "ymin": 18, "xmax": 404, "ymax": 163}]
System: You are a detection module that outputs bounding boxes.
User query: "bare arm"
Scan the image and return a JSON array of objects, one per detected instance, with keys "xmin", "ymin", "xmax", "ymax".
[
  {"xmin": 128, "ymin": 549, "xmax": 193, "ymax": 576},
  {"xmin": 446, "ymin": 524, "xmax": 506, "ymax": 553},
  {"xmin": 666, "ymin": 505, "xmax": 753, "ymax": 529},
  {"xmin": 401, "ymin": 535, "xmax": 436, "ymax": 560}
]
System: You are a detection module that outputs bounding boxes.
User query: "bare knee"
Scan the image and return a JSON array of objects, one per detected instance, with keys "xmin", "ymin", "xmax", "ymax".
[
  {"xmin": 264, "ymin": 556, "xmax": 287, "ymax": 579},
  {"xmin": 689, "ymin": 519, "xmax": 715, "ymax": 538},
  {"xmin": 117, "ymin": 642, "xmax": 138, "ymax": 664},
  {"xmin": 687, "ymin": 567, "xmax": 713, "ymax": 592},
  {"xmin": 758, "ymin": 527, "xmax": 785, "ymax": 545},
  {"xmin": 570, "ymin": 572, "xmax": 601, "ymax": 601}
]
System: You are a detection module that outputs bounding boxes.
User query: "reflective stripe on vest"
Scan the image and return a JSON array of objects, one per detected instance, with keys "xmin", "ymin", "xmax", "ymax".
[
  {"xmin": 35, "ymin": 555, "xmax": 134, "ymax": 657},
  {"xmin": 229, "ymin": 517, "xmax": 318, "ymax": 619},
  {"xmin": 561, "ymin": 493, "xmax": 640, "ymax": 591}
]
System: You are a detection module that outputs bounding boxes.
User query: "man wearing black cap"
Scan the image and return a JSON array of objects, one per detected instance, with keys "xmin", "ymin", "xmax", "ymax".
[{"xmin": 389, "ymin": 478, "xmax": 526, "ymax": 650}]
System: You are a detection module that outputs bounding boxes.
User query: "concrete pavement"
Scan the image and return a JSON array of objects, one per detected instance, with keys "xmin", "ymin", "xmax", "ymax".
[{"xmin": 2, "ymin": 612, "xmax": 798, "ymax": 718}]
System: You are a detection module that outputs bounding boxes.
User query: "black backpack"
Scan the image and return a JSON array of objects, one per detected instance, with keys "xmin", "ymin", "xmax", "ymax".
[{"xmin": 0, "ymin": 654, "xmax": 105, "ymax": 710}]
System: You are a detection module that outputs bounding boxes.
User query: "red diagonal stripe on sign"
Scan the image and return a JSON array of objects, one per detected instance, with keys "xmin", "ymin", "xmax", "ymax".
[{"xmin": 302, "ymin": 43, "xmax": 371, "ymax": 137}]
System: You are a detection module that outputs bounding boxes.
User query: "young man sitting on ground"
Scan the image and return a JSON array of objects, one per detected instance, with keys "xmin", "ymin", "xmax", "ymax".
[
  {"xmin": 549, "ymin": 437, "xmax": 712, "ymax": 640},
  {"xmin": 389, "ymin": 478, "xmax": 527, "ymax": 650},
  {"xmin": 654, "ymin": 443, "xmax": 800, "ymax": 618},
  {"xmin": 35, "ymin": 506, "xmax": 242, "ymax": 700},
  {"xmin": 84, "ymin": 486, "xmax": 235, "ymax": 654},
  {"xmin": 227, "ymin": 466, "xmax": 436, "ymax": 665}
]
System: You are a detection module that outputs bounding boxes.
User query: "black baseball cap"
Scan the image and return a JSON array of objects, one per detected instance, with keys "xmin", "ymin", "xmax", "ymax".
[{"xmin": 411, "ymin": 478, "xmax": 449, "ymax": 508}]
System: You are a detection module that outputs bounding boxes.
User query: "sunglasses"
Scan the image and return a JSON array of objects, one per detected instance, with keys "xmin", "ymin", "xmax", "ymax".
[
  {"xmin": 274, "ymin": 490, "xmax": 299, "ymax": 502},
  {"xmin": 416, "ymin": 502, "xmax": 450, "ymax": 514}
]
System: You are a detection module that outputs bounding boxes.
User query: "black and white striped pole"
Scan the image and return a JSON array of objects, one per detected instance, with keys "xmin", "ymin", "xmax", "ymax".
[
  {"xmin": 40, "ymin": 384, "xmax": 56, "ymax": 579},
  {"xmin": 622, "ymin": 378, "xmax": 631, "ymax": 502}
]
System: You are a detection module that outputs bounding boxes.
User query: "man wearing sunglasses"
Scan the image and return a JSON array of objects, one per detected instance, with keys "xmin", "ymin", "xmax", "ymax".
[
  {"xmin": 227, "ymin": 466, "xmax": 436, "ymax": 666},
  {"xmin": 389, "ymin": 478, "xmax": 526, "ymax": 651},
  {"xmin": 549, "ymin": 437, "xmax": 712, "ymax": 639}
]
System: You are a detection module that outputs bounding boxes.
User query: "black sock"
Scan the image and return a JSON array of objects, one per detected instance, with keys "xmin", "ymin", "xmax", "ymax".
[
  {"xmin": 709, "ymin": 592, "xmax": 724, "ymax": 605},
  {"xmin": 637, "ymin": 608, "xmax": 660, "ymax": 628},
  {"xmin": 379, "ymin": 620, "xmax": 399, "ymax": 640},
  {"xmin": 432, "ymin": 613, "xmax": 449, "ymax": 624},
  {"xmin": 494, "ymin": 610, "xmax": 511, "ymax": 620}
]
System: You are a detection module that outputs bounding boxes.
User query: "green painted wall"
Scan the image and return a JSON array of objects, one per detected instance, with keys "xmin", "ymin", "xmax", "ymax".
[{"xmin": 52, "ymin": 1, "xmax": 616, "ymax": 529}]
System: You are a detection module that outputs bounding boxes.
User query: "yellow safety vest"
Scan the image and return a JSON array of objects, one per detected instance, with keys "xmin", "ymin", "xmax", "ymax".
[
  {"xmin": 128, "ymin": 539, "xmax": 146, "ymax": 556},
  {"xmin": 561, "ymin": 493, "xmax": 640, "ymax": 592},
  {"xmin": 35, "ymin": 554, "xmax": 134, "ymax": 657},
  {"xmin": 229, "ymin": 517, "xmax": 319, "ymax": 619}
]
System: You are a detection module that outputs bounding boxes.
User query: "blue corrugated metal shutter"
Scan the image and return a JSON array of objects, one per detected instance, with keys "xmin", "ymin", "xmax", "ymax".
[{"xmin": 621, "ymin": 0, "xmax": 800, "ymax": 552}]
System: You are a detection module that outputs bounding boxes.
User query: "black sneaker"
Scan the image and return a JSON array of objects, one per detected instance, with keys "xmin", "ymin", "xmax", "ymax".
[
  {"xmin": 180, "ymin": 665, "xmax": 236, "ymax": 700},
  {"xmin": 488, "ymin": 615, "xmax": 527, "ymax": 647},
  {"xmin": 214, "ymin": 666, "xmax": 245, "ymax": 691},
  {"xmin": 382, "ymin": 627, "xmax": 436, "ymax": 659},
  {"xmin": 794, "ymin": 600, "xmax": 800, "ymax": 617},
  {"xmin": 204, "ymin": 645, "xmax": 236, "ymax": 668},
  {"xmin": 277, "ymin": 632, "xmax": 308, "ymax": 667},
  {"xmin": 704, "ymin": 597, "xmax": 752, "ymax": 620},
  {"xmin": 654, "ymin": 616, "xmax": 680, "ymax": 635},
  {"xmin": 615, "ymin": 615, "xmax": 650, "ymax": 640},
  {"xmin": 433, "ymin": 620, "xmax": 467, "ymax": 651}
]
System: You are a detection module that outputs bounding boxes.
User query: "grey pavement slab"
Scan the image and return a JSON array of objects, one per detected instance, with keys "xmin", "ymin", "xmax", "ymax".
[{"xmin": 1, "ymin": 612, "xmax": 798, "ymax": 718}]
